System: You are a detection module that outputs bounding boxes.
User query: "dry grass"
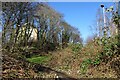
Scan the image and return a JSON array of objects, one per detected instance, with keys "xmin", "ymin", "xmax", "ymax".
[
  {"xmin": 46, "ymin": 41, "xmax": 118, "ymax": 78},
  {"xmin": 3, "ymin": 38, "xmax": 119, "ymax": 78}
]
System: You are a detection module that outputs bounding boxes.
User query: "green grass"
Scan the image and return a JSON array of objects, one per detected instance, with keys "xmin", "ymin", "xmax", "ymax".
[{"xmin": 27, "ymin": 56, "xmax": 51, "ymax": 64}]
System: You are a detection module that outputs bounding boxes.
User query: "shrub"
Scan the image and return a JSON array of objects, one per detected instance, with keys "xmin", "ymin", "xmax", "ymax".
[
  {"xmin": 70, "ymin": 43, "xmax": 82, "ymax": 53},
  {"xmin": 102, "ymin": 36, "xmax": 118, "ymax": 58},
  {"xmin": 80, "ymin": 56, "xmax": 101, "ymax": 74},
  {"xmin": 80, "ymin": 58, "xmax": 92, "ymax": 74},
  {"xmin": 95, "ymin": 35, "xmax": 118, "ymax": 63},
  {"xmin": 92, "ymin": 57, "xmax": 101, "ymax": 65}
]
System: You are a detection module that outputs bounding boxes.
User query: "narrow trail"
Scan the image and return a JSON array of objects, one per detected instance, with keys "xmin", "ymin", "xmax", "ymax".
[{"xmin": 34, "ymin": 64, "xmax": 77, "ymax": 79}]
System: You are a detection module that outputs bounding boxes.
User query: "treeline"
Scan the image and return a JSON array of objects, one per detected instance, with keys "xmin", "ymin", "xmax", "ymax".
[{"xmin": 2, "ymin": 2, "xmax": 82, "ymax": 52}]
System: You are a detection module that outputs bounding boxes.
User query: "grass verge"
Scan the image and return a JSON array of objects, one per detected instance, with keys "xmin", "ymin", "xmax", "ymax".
[{"xmin": 27, "ymin": 55, "xmax": 51, "ymax": 64}]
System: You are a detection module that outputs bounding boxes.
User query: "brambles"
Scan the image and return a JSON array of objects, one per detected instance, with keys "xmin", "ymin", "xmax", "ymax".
[
  {"xmin": 80, "ymin": 58, "xmax": 92, "ymax": 74},
  {"xmin": 69, "ymin": 43, "xmax": 82, "ymax": 53},
  {"xmin": 92, "ymin": 57, "xmax": 101, "ymax": 65},
  {"xmin": 80, "ymin": 34, "xmax": 119, "ymax": 74},
  {"xmin": 80, "ymin": 57, "xmax": 101, "ymax": 74}
]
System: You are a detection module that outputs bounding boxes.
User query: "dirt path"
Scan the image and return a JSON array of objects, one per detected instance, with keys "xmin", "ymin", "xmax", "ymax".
[{"xmin": 34, "ymin": 64, "xmax": 77, "ymax": 79}]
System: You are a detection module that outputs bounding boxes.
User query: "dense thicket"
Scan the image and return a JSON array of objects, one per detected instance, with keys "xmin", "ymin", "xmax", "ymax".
[{"xmin": 80, "ymin": 2, "xmax": 120, "ymax": 76}]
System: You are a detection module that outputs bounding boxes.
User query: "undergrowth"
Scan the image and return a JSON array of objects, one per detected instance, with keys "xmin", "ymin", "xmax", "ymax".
[{"xmin": 80, "ymin": 35, "xmax": 119, "ymax": 74}]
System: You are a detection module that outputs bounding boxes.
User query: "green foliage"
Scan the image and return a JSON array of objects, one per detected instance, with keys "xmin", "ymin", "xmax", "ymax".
[
  {"xmin": 103, "ymin": 36, "xmax": 118, "ymax": 56},
  {"xmin": 92, "ymin": 57, "xmax": 101, "ymax": 65},
  {"xmin": 80, "ymin": 58, "xmax": 92, "ymax": 74},
  {"xmin": 95, "ymin": 35, "xmax": 118, "ymax": 63},
  {"xmin": 80, "ymin": 55, "xmax": 101, "ymax": 74},
  {"xmin": 80, "ymin": 34, "xmax": 119, "ymax": 74},
  {"xmin": 112, "ymin": 12, "xmax": 120, "ymax": 25},
  {"xmin": 70, "ymin": 43, "xmax": 82, "ymax": 53}
]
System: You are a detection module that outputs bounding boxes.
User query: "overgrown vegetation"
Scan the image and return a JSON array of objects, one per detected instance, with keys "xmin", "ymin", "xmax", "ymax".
[
  {"xmin": 1, "ymin": 2, "xmax": 120, "ymax": 79},
  {"xmin": 79, "ymin": 3, "xmax": 120, "ymax": 75}
]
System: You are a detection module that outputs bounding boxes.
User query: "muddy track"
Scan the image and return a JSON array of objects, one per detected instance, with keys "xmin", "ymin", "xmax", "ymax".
[{"xmin": 34, "ymin": 64, "xmax": 77, "ymax": 79}]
